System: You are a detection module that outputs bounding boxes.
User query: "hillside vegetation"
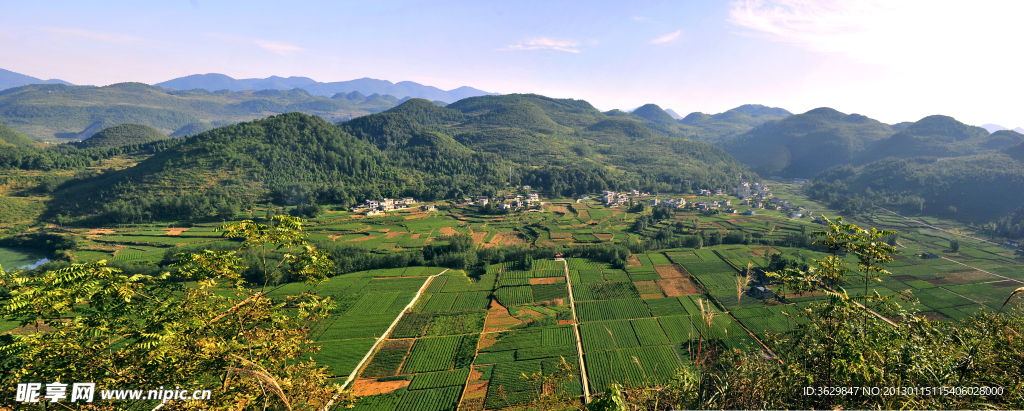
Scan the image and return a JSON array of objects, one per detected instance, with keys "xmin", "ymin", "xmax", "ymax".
[
  {"xmin": 74, "ymin": 124, "xmax": 168, "ymax": 148},
  {"xmin": 0, "ymin": 122, "xmax": 35, "ymax": 146}
]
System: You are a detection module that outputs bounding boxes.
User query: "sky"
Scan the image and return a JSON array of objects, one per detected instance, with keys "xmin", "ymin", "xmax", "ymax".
[{"xmin": 1, "ymin": 0, "xmax": 1022, "ymax": 128}]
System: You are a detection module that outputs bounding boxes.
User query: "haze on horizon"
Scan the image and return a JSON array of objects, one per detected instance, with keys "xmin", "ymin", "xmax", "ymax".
[{"xmin": 1, "ymin": 0, "xmax": 1021, "ymax": 128}]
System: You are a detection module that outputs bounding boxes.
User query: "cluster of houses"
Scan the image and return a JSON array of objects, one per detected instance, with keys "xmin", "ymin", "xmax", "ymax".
[
  {"xmin": 355, "ymin": 197, "xmax": 418, "ymax": 215},
  {"xmin": 463, "ymin": 193, "xmax": 541, "ymax": 211},
  {"xmin": 733, "ymin": 182, "xmax": 810, "ymax": 218}
]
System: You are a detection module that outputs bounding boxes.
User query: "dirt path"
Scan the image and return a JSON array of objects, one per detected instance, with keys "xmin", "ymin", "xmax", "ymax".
[
  {"xmin": 337, "ymin": 269, "xmax": 449, "ymax": 392},
  {"xmin": 558, "ymin": 258, "xmax": 591, "ymax": 401}
]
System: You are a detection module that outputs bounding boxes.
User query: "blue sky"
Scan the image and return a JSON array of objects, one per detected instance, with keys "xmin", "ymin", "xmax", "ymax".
[{"xmin": 1, "ymin": 0, "xmax": 1021, "ymax": 128}]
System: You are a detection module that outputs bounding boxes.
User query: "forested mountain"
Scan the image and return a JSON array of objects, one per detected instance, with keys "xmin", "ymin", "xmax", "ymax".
[
  {"xmin": 0, "ymin": 67, "xmax": 72, "ymax": 91},
  {"xmin": 155, "ymin": 73, "xmax": 495, "ymax": 102},
  {"xmin": 0, "ymin": 83, "xmax": 414, "ymax": 142},
  {"xmin": 74, "ymin": 124, "xmax": 168, "ymax": 148},
  {"xmin": 721, "ymin": 108, "xmax": 894, "ymax": 177},
  {"xmin": 718, "ymin": 108, "xmax": 1013, "ymax": 178},
  {"xmin": 806, "ymin": 153, "xmax": 1024, "ymax": 227},
  {"xmin": 347, "ymin": 95, "xmax": 751, "ymax": 192},
  {"xmin": 34, "ymin": 94, "xmax": 752, "ymax": 224},
  {"xmin": 679, "ymin": 104, "xmax": 792, "ymax": 142}
]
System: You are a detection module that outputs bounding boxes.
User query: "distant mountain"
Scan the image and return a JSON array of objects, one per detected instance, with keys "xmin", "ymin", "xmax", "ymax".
[
  {"xmin": 721, "ymin": 107, "xmax": 893, "ymax": 177},
  {"xmin": 631, "ymin": 104, "xmax": 678, "ymax": 125},
  {"xmin": 0, "ymin": 83, "xmax": 409, "ymax": 142},
  {"xmin": 982, "ymin": 123, "xmax": 1008, "ymax": 133},
  {"xmin": 663, "ymin": 108, "xmax": 682, "ymax": 119},
  {"xmin": 75, "ymin": 124, "xmax": 168, "ymax": 148},
  {"xmin": 680, "ymin": 104, "xmax": 792, "ymax": 143},
  {"xmin": 862, "ymin": 115, "xmax": 990, "ymax": 161},
  {"xmin": 1016, "ymin": 127, "xmax": 1024, "ymax": 134},
  {"xmin": 155, "ymin": 74, "xmax": 496, "ymax": 103},
  {"xmin": 0, "ymin": 68, "xmax": 72, "ymax": 91}
]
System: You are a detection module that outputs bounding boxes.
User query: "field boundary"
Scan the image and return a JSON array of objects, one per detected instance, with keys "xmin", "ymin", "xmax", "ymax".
[
  {"xmin": 558, "ymin": 258, "xmax": 591, "ymax": 402},
  {"xmin": 338, "ymin": 269, "xmax": 449, "ymax": 392}
]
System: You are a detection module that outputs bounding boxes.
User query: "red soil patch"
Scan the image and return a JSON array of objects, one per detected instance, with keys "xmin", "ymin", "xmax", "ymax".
[
  {"xmin": 87, "ymin": 228, "xmax": 115, "ymax": 235},
  {"xmin": 627, "ymin": 254, "xmax": 642, "ymax": 267},
  {"xmin": 529, "ymin": 277, "xmax": 563, "ymax": 285},
  {"xmin": 439, "ymin": 226, "xmax": 459, "ymax": 236},
  {"xmin": 577, "ymin": 210, "xmax": 590, "ymax": 219},
  {"xmin": 495, "ymin": 232, "xmax": 526, "ymax": 246},
  {"xmin": 348, "ymin": 234, "xmax": 376, "ymax": 242},
  {"xmin": 654, "ymin": 264, "xmax": 685, "ymax": 278},
  {"xmin": 594, "ymin": 233, "xmax": 614, "ymax": 240},
  {"xmin": 165, "ymin": 227, "xmax": 189, "ymax": 235},
  {"xmin": 657, "ymin": 278, "xmax": 701, "ymax": 297},
  {"xmin": 351, "ymin": 378, "xmax": 409, "ymax": 396},
  {"xmin": 385, "ymin": 231, "xmax": 407, "ymax": 239},
  {"xmin": 460, "ymin": 383, "xmax": 488, "ymax": 410},
  {"xmin": 484, "ymin": 300, "xmax": 521, "ymax": 332},
  {"xmin": 472, "ymin": 232, "xmax": 487, "ymax": 245},
  {"xmin": 558, "ymin": 319, "xmax": 576, "ymax": 325}
]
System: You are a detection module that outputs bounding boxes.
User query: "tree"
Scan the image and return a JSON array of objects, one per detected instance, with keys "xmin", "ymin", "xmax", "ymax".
[
  {"xmin": 950, "ymin": 237, "xmax": 960, "ymax": 252},
  {"xmin": 0, "ymin": 216, "xmax": 341, "ymax": 410}
]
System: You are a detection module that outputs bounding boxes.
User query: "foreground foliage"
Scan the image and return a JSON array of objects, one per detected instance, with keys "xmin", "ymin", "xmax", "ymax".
[{"xmin": 0, "ymin": 216, "xmax": 340, "ymax": 410}]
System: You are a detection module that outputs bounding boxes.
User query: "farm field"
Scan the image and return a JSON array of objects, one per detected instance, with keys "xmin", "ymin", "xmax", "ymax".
[{"xmin": 12, "ymin": 189, "xmax": 1022, "ymax": 409}]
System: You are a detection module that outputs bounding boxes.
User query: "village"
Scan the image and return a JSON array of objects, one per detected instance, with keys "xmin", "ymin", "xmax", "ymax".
[{"xmin": 351, "ymin": 181, "xmax": 817, "ymax": 221}]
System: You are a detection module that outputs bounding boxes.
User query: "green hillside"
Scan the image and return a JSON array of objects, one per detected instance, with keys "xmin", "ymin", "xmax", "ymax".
[
  {"xmin": 0, "ymin": 122, "xmax": 35, "ymax": 146},
  {"xmin": 349, "ymin": 95, "xmax": 751, "ymax": 192},
  {"xmin": 679, "ymin": 104, "xmax": 792, "ymax": 142},
  {"xmin": 722, "ymin": 107, "xmax": 895, "ymax": 177},
  {"xmin": 75, "ymin": 124, "xmax": 168, "ymax": 148},
  {"xmin": 807, "ymin": 152, "xmax": 1024, "ymax": 223},
  {"xmin": 631, "ymin": 104, "xmax": 677, "ymax": 125},
  {"xmin": 860, "ymin": 115, "xmax": 991, "ymax": 161},
  {"xmin": 0, "ymin": 83, "xmax": 411, "ymax": 143}
]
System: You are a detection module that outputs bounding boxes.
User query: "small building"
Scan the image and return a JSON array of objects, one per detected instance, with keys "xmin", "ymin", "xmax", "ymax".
[
  {"xmin": 748, "ymin": 286, "xmax": 775, "ymax": 300},
  {"xmin": 744, "ymin": 209, "xmax": 756, "ymax": 215},
  {"xmin": 498, "ymin": 203, "xmax": 511, "ymax": 210},
  {"xmin": 365, "ymin": 209, "xmax": 383, "ymax": 216},
  {"xmin": 476, "ymin": 196, "xmax": 489, "ymax": 206},
  {"xmin": 789, "ymin": 212, "xmax": 803, "ymax": 219},
  {"xmin": 421, "ymin": 204, "xmax": 438, "ymax": 211},
  {"xmin": 527, "ymin": 193, "xmax": 540, "ymax": 202},
  {"xmin": 522, "ymin": 185, "xmax": 531, "ymax": 190},
  {"xmin": 921, "ymin": 252, "xmax": 940, "ymax": 259},
  {"xmin": 793, "ymin": 178, "xmax": 809, "ymax": 184}
]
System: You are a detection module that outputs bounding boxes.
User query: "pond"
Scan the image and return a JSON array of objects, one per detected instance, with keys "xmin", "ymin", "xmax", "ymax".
[{"xmin": 0, "ymin": 246, "xmax": 50, "ymax": 271}]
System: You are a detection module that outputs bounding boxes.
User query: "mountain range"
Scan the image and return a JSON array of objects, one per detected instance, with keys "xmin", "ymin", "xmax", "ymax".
[
  {"xmin": 981, "ymin": 123, "xmax": 1024, "ymax": 134},
  {"xmin": 154, "ymin": 73, "xmax": 495, "ymax": 103},
  {"xmin": 0, "ymin": 68, "xmax": 72, "ymax": 90}
]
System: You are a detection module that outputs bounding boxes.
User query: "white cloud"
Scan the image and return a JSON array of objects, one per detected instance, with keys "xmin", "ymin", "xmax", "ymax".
[
  {"xmin": 39, "ymin": 27, "xmax": 146, "ymax": 44},
  {"xmin": 503, "ymin": 38, "xmax": 581, "ymax": 53},
  {"xmin": 727, "ymin": 0, "xmax": 1023, "ymax": 68},
  {"xmin": 650, "ymin": 29, "xmax": 682, "ymax": 44},
  {"xmin": 726, "ymin": 0, "xmax": 1024, "ymax": 127},
  {"xmin": 205, "ymin": 33, "xmax": 304, "ymax": 55}
]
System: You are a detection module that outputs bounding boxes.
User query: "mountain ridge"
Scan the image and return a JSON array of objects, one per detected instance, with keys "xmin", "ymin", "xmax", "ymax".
[
  {"xmin": 0, "ymin": 68, "xmax": 73, "ymax": 91},
  {"xmin": 155, "ymin": 73, "xmax": 496, "ymax": 103}
]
